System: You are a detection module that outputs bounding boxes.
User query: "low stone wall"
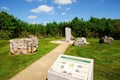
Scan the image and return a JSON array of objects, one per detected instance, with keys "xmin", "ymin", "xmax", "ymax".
[{"xmin": 9, "ymin": 35, "xmax": 38, "ymax": 54}]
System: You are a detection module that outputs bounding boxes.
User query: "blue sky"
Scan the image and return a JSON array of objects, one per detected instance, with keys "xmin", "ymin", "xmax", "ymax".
[{"xmin": 0, "ymin": 0, "xmax": 120, "ymax": 24}]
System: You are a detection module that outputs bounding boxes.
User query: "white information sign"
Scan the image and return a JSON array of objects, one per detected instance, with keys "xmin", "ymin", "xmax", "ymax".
[{"xmin": 48, "ymin": 55, "xmax": 94, "ymax": 80}]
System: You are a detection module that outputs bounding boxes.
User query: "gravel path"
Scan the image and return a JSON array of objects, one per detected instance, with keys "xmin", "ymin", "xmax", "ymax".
[{"xmin": 10, "ymin": 42, "xmax": 69, "ymax": 80}]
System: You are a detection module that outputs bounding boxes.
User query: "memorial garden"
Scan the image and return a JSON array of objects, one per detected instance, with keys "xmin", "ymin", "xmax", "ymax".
[
  {"xmin": 65, "ymin": 38, "xmax": 120, "ymax": 80},
  {"xmin": 0, "ymin": 11, "xmax": 120, "ymax": 80}
]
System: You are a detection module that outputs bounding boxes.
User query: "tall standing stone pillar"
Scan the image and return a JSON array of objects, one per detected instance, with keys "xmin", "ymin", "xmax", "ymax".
[{"xmin": 65, "ymin": 27, "xmax": 71, "ymax": 42}]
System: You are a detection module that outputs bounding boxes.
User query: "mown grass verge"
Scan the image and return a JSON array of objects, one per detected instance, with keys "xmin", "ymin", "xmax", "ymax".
[
  {"xmin": 0, "ymin": 38, "xmax": 58, "ymax": 80},
  {"xmin": 65, "ymin": 38, "xmax": 120, "ymax": 80}
]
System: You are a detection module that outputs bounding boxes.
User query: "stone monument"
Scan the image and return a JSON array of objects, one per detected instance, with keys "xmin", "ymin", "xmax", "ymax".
[
  {"xmin": 9, "ymin": 35, "xmax": 38, "ymax": 54},
  {"xmin": 99, "ymin": 36, "xmax": 114, "ymax": 43},
  {"xmin": 65, "ymin": 27, "xmax": 71, "ymax": 42},
  {"xmin": 73, "ymin": 37, "xmax": 87, "ymax": 46}
]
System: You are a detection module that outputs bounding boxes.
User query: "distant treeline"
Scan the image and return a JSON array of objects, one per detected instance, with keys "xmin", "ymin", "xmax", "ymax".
[{"xmin": 0, "ymin": 11, "xmax": 120, "ymax": 39}]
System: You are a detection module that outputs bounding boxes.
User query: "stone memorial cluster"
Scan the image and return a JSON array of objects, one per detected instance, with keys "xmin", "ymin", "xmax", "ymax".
[
  {"xmin": 9, "ymin": 35, "xmax": 38, "ymax": 54},
  {"xmin": 99, "ymin": 36, "xmax": 114, "ymax": 43}
]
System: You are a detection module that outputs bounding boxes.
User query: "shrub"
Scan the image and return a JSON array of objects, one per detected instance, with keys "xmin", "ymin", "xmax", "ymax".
[
  {"xmin": 0, "ymin": 30, "xmax": 12, "ymax": 40},
  {"xmin": 19, "ymin": 31, "xmax": 31, "ymax": 38}
]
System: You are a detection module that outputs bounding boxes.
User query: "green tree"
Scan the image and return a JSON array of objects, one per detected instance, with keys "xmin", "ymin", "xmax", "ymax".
[
  {"xmin": 104, "ymin": 19, "xmax": 115, "ymax": 37},
  {"xmin": 58, "ymin": 21, "xmax": 71, "ymax": 37},
  {"xmin": 112, "ymin": 19, "xmax": 120, "ymax": 39},
  {"xmin": 71, "ymin": 17, "xmax": 87, "ymax": 37},
  {"xmin": 0, "ymin": 11, "xmax": 19, "ymax": 39},
  {"xmin": 45, "ymin": 21, "xmax": 58, "ymax": 37}
]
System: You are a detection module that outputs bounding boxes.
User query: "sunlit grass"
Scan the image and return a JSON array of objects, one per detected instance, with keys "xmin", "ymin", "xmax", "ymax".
[
  {"xmin": 65, "ymin": 38, "xmax": 120, "ymax": 80},
  {"xmin": 0, "ymin": 38, "xmax": 119, "ymax": 80},
  {"xmin": 0, "ymin": 38, "xmax": 58, "ymax": 80}
]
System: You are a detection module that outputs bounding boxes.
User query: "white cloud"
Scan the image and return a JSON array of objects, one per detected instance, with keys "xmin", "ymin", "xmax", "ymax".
[
  {"xmin": 54, "ymin": 0, "xmax": 76, "ymax": 5},
  {"xmin": 27, "ymin": 15, "xmax": 37, "ymax": 19},
  {"xmin": 61, "ymin": 12, "xmax": 66, "ymax": 15},
  {"xmin": 30, "ymin": 5, "xmax": 54, "ymax": 14},
  {"xmin": 1, "ymin": 6, "xmax": 10, "ymax": 10}
]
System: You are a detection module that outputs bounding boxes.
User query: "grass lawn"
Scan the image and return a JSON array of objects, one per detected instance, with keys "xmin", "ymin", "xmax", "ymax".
[
  {"xmin": 0, "ymin": 38, "xmax": 58, "ymax": 80},
  {"xmin": 65, "ymin": 38, "xmax": 120, "ymax": 80}
]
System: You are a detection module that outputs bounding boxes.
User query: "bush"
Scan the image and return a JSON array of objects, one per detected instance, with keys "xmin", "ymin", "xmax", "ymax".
[
  {"xmin": 0, "ymin": 30, "xmax": 12, "ymax": 40},
  {"xmin": 19, "ymin": 31, "xmax": 32, "ymax": 38}
]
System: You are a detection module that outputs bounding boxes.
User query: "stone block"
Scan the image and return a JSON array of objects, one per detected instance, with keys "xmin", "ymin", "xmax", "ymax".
[{"xmin": 9, "ymin": 35, "xmax": 38, "ymax": 54}]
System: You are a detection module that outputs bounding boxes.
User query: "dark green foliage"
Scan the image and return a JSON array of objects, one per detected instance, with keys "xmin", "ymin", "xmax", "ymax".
[
  {"xmin": 0, "ymin": 11, "xmax": 17, "ymax": 29},
  {"xmin": 46, "ymin": 22, "xmax": 58, "ymax": 37},
  {"xmin": 0, "ymin": 11, "xmax": 120, "ymax": 39},
  {"xmin": 0, "ymin": 29, "xmax": 12, "ymax": 39},
  {"xmin": 112, "ymin": 20, "xmax": 120, "ymax": 39},
  {"xmin": 0, "ymin": 11, "xmax": 19, "ymax": 38},
  {"xmin": 58, "ymin": 21, "xmax": 71, "ymax": 37},
  {"xmin": 19, "ymin": 31, "xmax": 31, "ymax": 38},
  {"xmin": 71, "ymin": 17, "xmax": 88, "ymax": 37}
]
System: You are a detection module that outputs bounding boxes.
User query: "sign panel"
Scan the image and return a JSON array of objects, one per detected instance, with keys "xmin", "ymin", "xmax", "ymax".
[{"xmin": 48, "ymin": 55, "xmax": 94, "ymax": 80}]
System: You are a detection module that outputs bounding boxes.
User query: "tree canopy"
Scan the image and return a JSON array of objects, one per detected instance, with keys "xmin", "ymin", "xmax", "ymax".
[{"xmin": 0, "ymin": 11, "xmax": 120, "ymax": 39}]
